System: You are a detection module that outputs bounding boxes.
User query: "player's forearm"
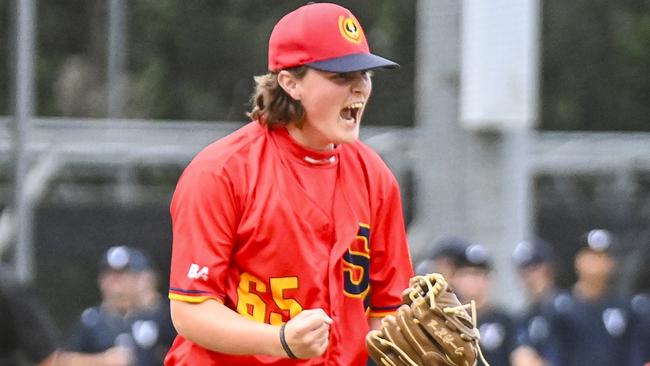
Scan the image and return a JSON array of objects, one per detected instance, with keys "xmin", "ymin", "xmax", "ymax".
[{"xmin": 170, "ymin": 299, "xmax": 285, "ymax": 357}]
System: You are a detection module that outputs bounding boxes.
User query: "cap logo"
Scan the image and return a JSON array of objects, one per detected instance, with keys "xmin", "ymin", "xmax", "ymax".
[
  {"xmin": 338, "ymin": 15, "xmax": 363, "ymax": 44},
  {"xmin": 587, "ymin": 229, "xmax": 611, "ymax": 251}
]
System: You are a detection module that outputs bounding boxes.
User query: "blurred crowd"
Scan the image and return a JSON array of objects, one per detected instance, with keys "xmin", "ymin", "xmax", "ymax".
[
  {"xmin": 1, "ymin": 230, "xmax": 648, "ymax": 365},
  {"xmin": 414, "ymin": 229, "xmax": 650, "ymax": 366}
]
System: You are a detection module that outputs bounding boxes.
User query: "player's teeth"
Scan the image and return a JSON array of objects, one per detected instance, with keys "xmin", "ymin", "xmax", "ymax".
[
  {"xmin": 341, "ymin": 108, "xmax": 353, "ymax": 120},
  {"xmin": 346, "ymin": 102, "xmax": 364, "ymax": 109}
]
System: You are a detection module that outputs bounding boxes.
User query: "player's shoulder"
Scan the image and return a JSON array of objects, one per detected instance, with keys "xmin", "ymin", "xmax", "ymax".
[
  {"xmin": 342, "ymin": 140, "xmax": 394, "ymax": 177},
  {"xmin": 78, "ymin": 306, "xmax": 106, "ymax": 328},
  {"xmin": 630, "ymin": 292, "xmax": 650, "ymax": 317},
  {"xmin": 184, "ymin": 122, "xmax": 265, "ymax": 174},
  {"xmin": 344, "ymin": 139, "xmax": 384, "ymax": 161},
  {"xmin": 551, "ymin": 290, "xmax": 576, "ymax": 314}
]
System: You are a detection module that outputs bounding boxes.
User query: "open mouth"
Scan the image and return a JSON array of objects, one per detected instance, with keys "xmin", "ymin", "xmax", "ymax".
[{"xmin": 340, "ymin": 101, "xmax": 364, "ymax": 123}]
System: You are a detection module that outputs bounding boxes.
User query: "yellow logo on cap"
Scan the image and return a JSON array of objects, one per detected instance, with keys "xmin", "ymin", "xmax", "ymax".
[{"xmin": 338, "ymin": 15, "xmax": 363, "ymax": 44}]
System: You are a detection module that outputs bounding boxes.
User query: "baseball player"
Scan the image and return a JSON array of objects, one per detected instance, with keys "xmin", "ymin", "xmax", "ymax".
[
  {"xmin": 628, "ymin": 250, "xmax": 650, "ymax": 366},
  {"xmin": 551, "ymin": 229, "xmax": 631, "ymax": 366},
  {"xmin": 450, "ymin": 244, "xmax": 517, "ymax": 366},
  {"xmin": 0, "ymin": 266, "xmax": 139, "ymax": 366},
  {"xmin": 165, "ymin": 3, "xmax": 414, "ymax": 365},
  {"xmin": 510, "ymin": 238, "xmax": 563, "ymax": 366},
  {"xmin": 65, "ymin": 245, "xmax": 176, "ymax": 366}
]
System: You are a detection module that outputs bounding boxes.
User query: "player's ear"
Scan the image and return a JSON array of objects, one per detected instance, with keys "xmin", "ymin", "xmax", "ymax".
[{"xmin": 277, "ymin": 70, "xmax": 301, "ymax": 101}]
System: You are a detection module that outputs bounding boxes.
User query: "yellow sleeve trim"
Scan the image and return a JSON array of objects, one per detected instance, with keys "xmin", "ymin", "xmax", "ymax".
[
  {"xmin": 367, "ymin": 309, "xmax": 398, "ymax": 318},
  {"xmin": 168, "ymin": 293, "xmax": 223, "ymax": 304}
]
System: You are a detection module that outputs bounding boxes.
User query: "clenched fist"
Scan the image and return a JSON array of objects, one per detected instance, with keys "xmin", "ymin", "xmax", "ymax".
[{"xmin": 282, "ymin": 308, "xmax": 333, "ymax": 359}]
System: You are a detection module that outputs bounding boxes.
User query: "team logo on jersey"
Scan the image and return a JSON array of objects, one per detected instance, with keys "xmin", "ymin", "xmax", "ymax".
[
  {"xmin": 338, "ymin": 15, "xmax": 363, "ymax": 44},
  {"xmin": 343, "ymin": 223, "xmax": 371, "ymax": 308},
  {"xmin": 187, "ymin": 263, "xmax": 209, "ymax": 281},
  {"xmin": 602, "ymin": 307, "xmax": 627, "ymax": 337},
  {"xmin": 527, "ymin": 316, "xmax": 550, "ymax": 344},
  {"xmin": 131, "ymin": 320, "xmax": 159, "ymax": 349},
  {"xmin": 479, "ymin": 322, "xmax": 506, "ymax": 351}
]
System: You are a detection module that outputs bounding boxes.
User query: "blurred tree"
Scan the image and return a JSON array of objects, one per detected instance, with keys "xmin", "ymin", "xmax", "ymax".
[
  {"xmin": 4, "ymin": 0, "xmax": 647, "ymax": 130},
  {"xmin": 125, "ymin": 0, "xmax": 414, "ymax": 124},
  {"xmin": 541, "ymin": 0, "xmax": 650, "ymax": 131},
  {"xmin": 33, "ymin": 0, "xmax": 415, "ymax": 126}
]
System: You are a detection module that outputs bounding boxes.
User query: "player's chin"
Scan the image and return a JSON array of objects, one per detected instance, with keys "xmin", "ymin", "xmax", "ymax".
[
  {"xmin": 334, "ymin": 130, "xmax": 360, "ymax": 145},
  {"xmin": 335, "ymin": 121, "xmax": 360, "ymax": 143}
]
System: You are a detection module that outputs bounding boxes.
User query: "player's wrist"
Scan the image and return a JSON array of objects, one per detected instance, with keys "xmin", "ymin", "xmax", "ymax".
[
  {"xmin": 258, "ymin": 323, "xmax": 291, "ymax": 358},
  {"xmin": 279, "ymin": 323, "xmax": 299, "ymax": 359}
]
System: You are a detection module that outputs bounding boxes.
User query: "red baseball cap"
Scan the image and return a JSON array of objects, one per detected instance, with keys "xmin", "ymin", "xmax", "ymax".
[{"xmin": 268, "ymin": 2, "xmax": 399, "ymax": 73}]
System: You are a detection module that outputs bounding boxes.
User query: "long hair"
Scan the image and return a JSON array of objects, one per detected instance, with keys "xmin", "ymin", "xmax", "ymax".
[{"xmin": 248, "ymin": 67, "xmax": 308, "ymax": 128}]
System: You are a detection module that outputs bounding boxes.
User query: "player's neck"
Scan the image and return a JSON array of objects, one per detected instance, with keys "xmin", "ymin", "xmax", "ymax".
[{"xmin": 285, "ymin": 124, "xmax": 335, "ymax": 151}]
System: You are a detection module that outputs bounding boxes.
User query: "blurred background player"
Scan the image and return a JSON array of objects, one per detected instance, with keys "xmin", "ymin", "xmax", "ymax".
[
  {"xmin": 65, "ymin": 245, "xmax": 175, "ymax": 366},
  {"xmin": 628, "ymin": 246, "xmax": 650, "ymax": 366},
  {"xmin": 0, "ymin": 266, "xmax": 62, "ymax": 365},
  {"xmin": 451, "ymin": 244, "xmax": 516, "ymax": 366},
  {"xmin": 0, "ymin": 266, "xmax": 137, "ymax": 366},
  {"xmin": 414, "ymin": 236, "xmax": 469, "ymax": 279},
  {"xmin": 552, "ymin": 229, "xmax": 631, "ymax": 366},
  {"xmin": 510, "ymin": 238, "xmax": 561, "ymax": 366},
  {"xmin": 165, "ymin": 3, "xmax": 413, "ymax": 366}
]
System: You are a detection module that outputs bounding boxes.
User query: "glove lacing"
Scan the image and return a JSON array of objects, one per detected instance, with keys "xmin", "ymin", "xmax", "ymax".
[
  {"xmin": 374, "ymin": 333, "xmax": 421, "ymax": 366},
  {"xmin": 411, "ymin": 273, "xmax": 491, "ymax": 366}
]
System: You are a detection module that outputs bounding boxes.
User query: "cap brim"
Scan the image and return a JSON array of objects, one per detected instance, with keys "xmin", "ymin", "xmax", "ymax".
[{"xmin": 307, "ymin": 52, "xmax": 399, "ymax": 72}]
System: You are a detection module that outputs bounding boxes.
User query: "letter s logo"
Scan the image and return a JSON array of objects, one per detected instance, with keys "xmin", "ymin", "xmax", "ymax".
[{"xmin": 343, "ymin": 224, "xmax": 371, "ymax": 308}]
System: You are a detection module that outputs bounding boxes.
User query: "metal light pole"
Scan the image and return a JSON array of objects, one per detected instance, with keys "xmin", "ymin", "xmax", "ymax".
[
  {"xmin": 12, "ymin": 0, "xmax": 36, "ymax": 283},
  {"xmin": 107, "ymin": 0, "xmax": 127, "ymax": 118}
]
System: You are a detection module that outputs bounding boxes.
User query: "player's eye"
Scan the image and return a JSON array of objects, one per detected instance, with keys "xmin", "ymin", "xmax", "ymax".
[
  {"xmin": 333, "ymin": 72, "xmax": 353, "ymax": 80},
  {"xmin": 361, "ymin": 70, "xmax": 374, "ymax": 79},
  {"xmin": 332, "ymin": 71, "xmax": 373, "ymax": 81}
]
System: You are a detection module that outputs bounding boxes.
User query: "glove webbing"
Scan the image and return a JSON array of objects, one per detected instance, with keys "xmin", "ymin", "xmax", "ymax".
[{"xmin": 409, "ymin": 273, "xmax": 491, "ymax": 366}]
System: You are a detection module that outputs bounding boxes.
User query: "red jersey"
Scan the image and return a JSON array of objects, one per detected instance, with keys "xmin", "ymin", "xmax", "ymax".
[{"xmin": 165, "ymin": 122, "xmax": 413, "ymax": 365}]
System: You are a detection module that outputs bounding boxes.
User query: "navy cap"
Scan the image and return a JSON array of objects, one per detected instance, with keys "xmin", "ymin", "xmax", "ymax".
[
  {"xmin": 579, "ymin": 229, "xmax": 614, "ymax": 253},
  {"xmin": 457, "ymin": 244, "xmax": 492, "ymax": 270},
  {"xmin": 512, "ymin": 238, "xmax": 555, "ymax": 269},
  {"xmin": 99, "ymin": 246, "xmax": 151, "ymax": 273},
  {"xmin": 429, "ymin": 236, "xmax": 470, "ymax": 263}
]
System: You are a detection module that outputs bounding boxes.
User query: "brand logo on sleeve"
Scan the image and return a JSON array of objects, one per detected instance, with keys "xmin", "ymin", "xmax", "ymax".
[{"xmin": 187, "ymin": 264, "xmax": 209, "ymax": 281}]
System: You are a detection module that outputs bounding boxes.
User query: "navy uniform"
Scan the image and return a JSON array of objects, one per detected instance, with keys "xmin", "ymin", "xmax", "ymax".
[
  {"xmin": 477, "ymin": 309, "xmax": 517, "ymax": 366},
  {"xmin": 511, "ymin": 238, "xmax": 563, "ymax": 366},
  {"xmin": 628, "ymin": 290, "xmax": 650, "ymax": 364},
  {"xmin": 553, "ymin": 291, "xmax": 630, "ymax": 366},
  {"xmin": 0, "ymin": 269, "xmax": 59, "ymax": 366},
  {"xmin": 628, "ymin": 247, "xmax": 650, "ymax": 366},
  {"xmin": 553, "ymin": 229, "xmax": 631, "ymax": 366},
  {"xmin": 454, "ymin": 244, "xmax": 517, "ymax": 366},
  {"xmin": 65, "ymin": 246, "xmax": 175, "ymax": 366}
]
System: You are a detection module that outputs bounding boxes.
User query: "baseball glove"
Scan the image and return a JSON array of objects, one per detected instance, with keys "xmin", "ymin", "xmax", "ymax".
[{"xmin": 366, "ymin": 273, "xmax": 489, "ymax": 366}]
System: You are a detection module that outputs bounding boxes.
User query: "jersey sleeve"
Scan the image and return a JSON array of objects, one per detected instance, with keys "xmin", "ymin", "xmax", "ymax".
[
  {"xmin": 367, "ymin": 172, "xmax": 414, "ymax": 317},
  {"xmin": 168, "ymin": 163, "xmax": 241, "ymax": 304}
]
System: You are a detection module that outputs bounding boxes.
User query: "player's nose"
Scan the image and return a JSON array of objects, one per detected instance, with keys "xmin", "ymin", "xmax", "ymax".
[{"xmin": 350, "ymin": 73, "xmax": 371, "ymax": 95}]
